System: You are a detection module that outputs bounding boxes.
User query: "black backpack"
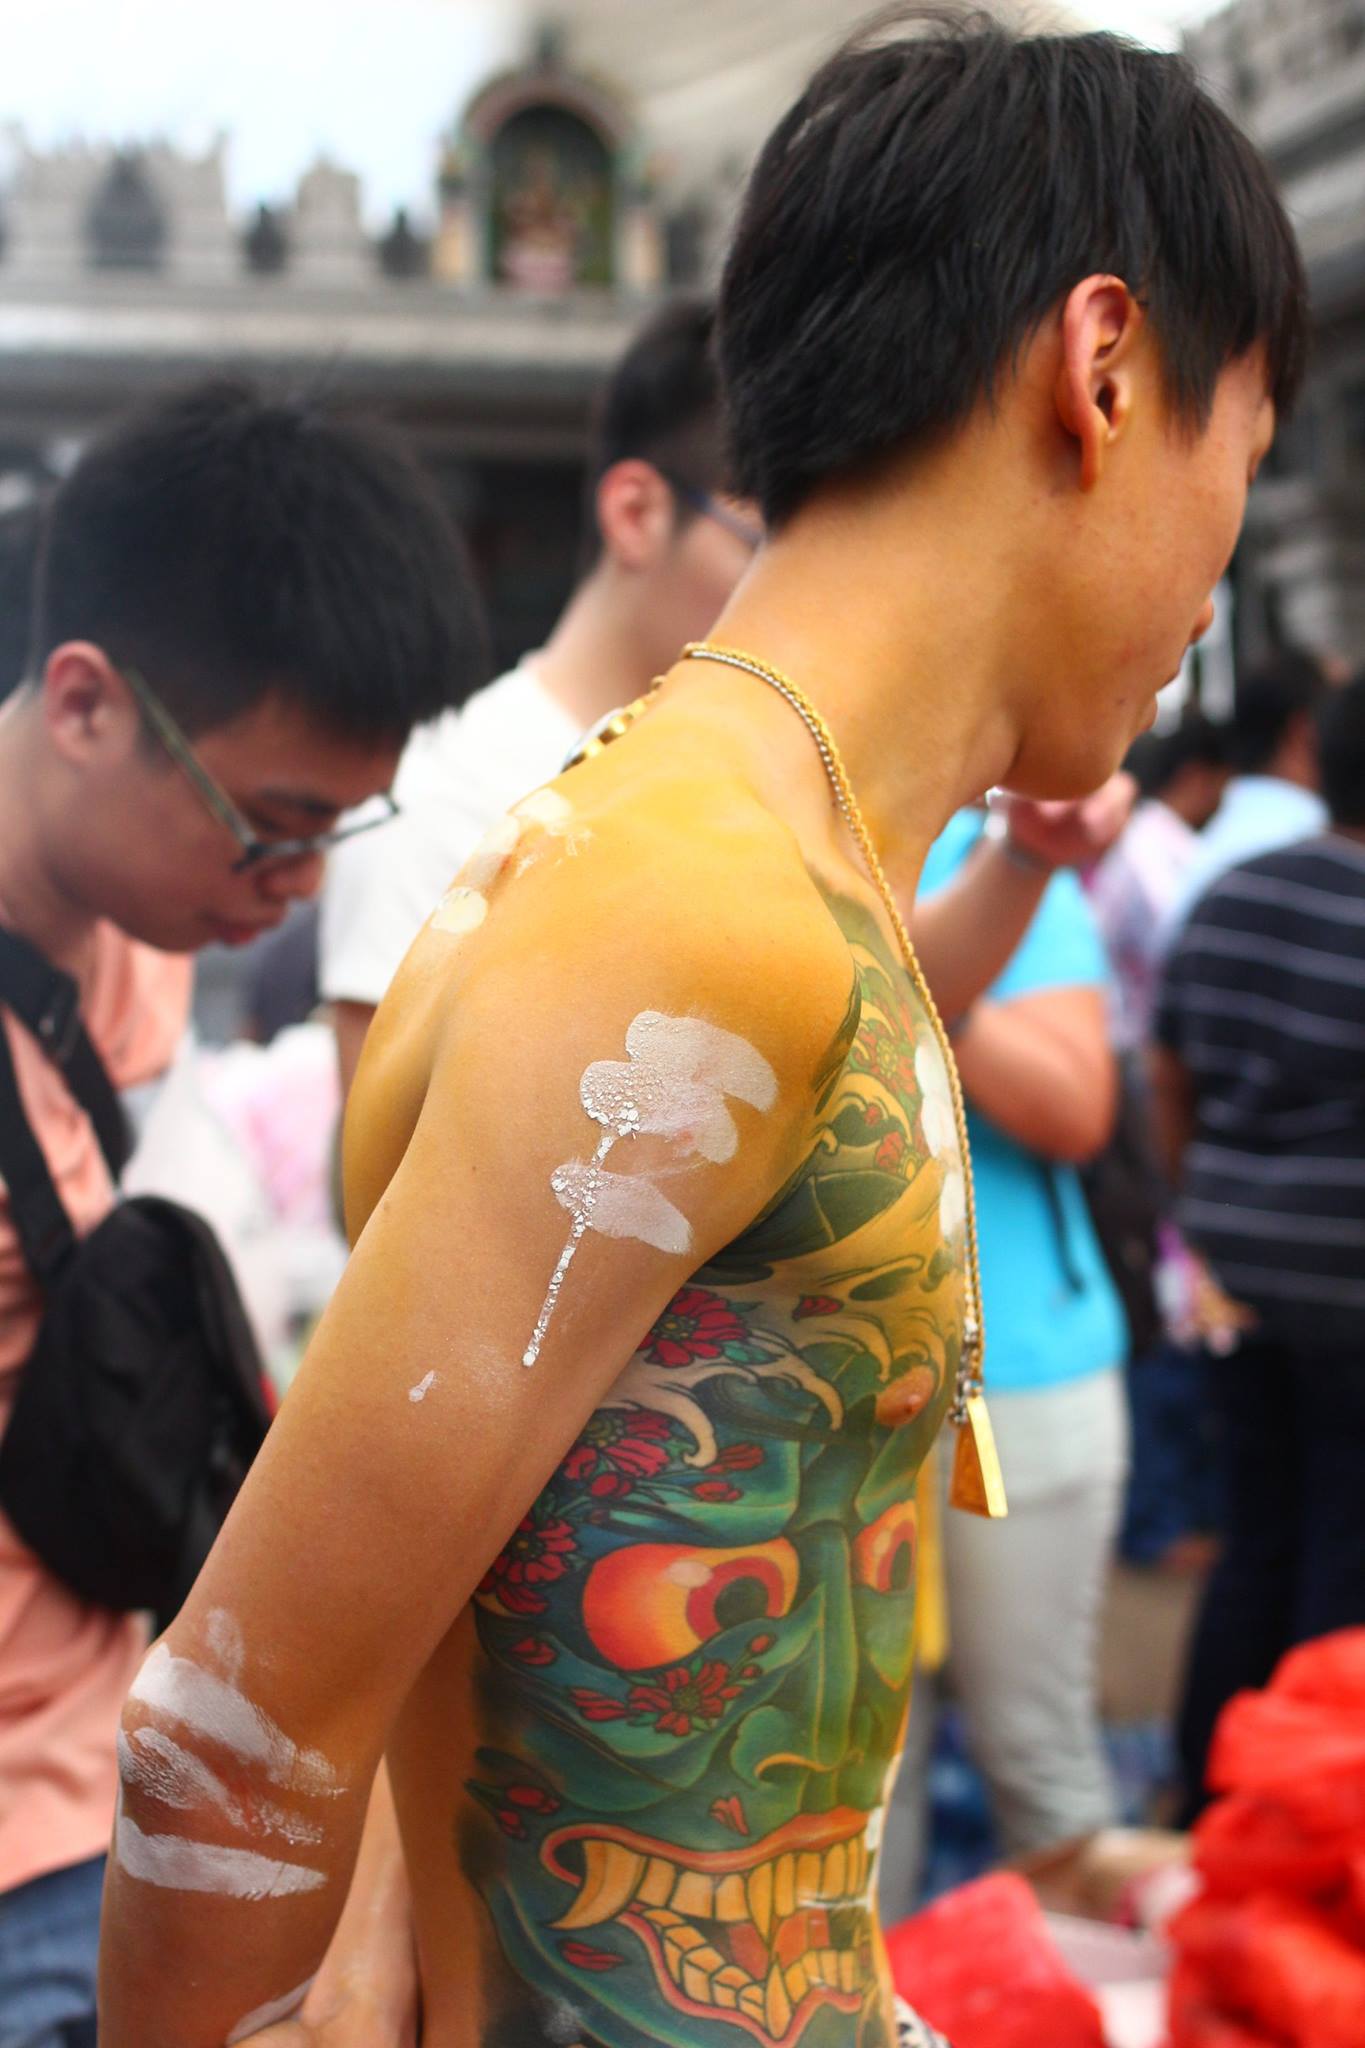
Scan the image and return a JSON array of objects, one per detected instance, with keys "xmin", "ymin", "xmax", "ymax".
[{"xmin": 0, "ymin": 927, "xmax": 272, "ymax": 1627}]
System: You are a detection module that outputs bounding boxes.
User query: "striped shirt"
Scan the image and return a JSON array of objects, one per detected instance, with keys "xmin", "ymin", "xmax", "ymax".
[{"xmin": 1154, "ymin": 834, "xmax": 1365, "ymax": 1344}]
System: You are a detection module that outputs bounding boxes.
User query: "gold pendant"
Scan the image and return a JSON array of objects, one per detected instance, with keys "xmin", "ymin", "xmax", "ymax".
[{"xmin": 949, "ymin": 1393, "xmax": 1008, "ymax": 1519}]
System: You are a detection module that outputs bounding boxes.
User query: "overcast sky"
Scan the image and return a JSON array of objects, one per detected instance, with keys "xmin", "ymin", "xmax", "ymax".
[{"xmin": 0, "ymin": 0, "xmax": 1227, "ymax": 226}]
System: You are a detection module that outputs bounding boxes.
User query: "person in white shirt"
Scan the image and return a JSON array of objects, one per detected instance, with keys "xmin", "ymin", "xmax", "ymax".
[
  {"xmin": 1089, "ymin": 718, "xmax": 1230, "ymax": 1054},
  {"xmin": 322, "ymin": 299, "xmax": 761, "ymax": 1092}
]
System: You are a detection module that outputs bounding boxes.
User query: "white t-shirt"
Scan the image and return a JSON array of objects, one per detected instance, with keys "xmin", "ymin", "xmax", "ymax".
[{"xmin": 320, "ymin": 661, "xmax": 582, "ymax": 1007}]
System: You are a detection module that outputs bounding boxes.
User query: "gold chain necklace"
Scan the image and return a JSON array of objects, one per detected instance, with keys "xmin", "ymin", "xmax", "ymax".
[
  {"xmin": 567, "ymin": 647, "xmax": 1007, "ymax": 1518},
  {"xmin": 681, "ymin": 641, "xmax": 1006, "ymax": 1519}
]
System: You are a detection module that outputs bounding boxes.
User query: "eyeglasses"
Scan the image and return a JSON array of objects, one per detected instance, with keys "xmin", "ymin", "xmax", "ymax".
[
  {"xmin": 120, "ymin": 665, "xmax": 400, "ymax": 874},
  {"xmin": 660, "ymin": 472, "xmax": 764, "ymax": 553}
]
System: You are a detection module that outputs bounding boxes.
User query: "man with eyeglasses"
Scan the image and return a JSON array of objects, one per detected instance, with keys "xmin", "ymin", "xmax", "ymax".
[{"xmin": 0, "ymin": 378, "xmax": 484, "ymax": 2047}]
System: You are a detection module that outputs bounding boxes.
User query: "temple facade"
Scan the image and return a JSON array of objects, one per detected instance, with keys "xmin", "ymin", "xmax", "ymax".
[{"xmin": 1187, "ymin": 0, "xmax": 1365, "ymax": 667}]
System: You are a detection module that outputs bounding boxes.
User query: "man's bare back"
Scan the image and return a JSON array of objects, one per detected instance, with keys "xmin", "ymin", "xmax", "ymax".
[{"xmin": 344, "ymin": 710, "xmax": 966, "ymax": 2046}]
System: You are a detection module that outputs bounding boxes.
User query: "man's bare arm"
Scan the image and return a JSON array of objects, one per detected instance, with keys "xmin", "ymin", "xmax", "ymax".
[
  {"xmin": 99, "ymin": 830, "xmax": 849, "ymax": 2048},
  {"xmin": 332, "ymin": 1000, "xmax": 376, "ymax": 1102},
  {"xmin": 951, "ymin": 985, "xmax": 1117, "ymax": 1163}
]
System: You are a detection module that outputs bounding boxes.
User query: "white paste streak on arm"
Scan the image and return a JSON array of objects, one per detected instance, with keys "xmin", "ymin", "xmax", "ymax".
[
  {"xmin": 226, "ymin": 1977, "xmax": 316, "ymax": 2044},
  {"xmin": 115, "ymin": 1813, "xmax": 326, "ymax": 1900},
  {"xmin": 128, "ymin": 1642, "xmax": 337, "ymax": 1795}
]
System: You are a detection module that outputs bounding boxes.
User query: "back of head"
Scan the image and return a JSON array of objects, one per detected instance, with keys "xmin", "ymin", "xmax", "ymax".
[
  {"xmin": 583, "ymin": 297, "xmax": 725, "ymax": 553},
  {"xmin": 1318, "ymin": 674, "xmax": 1365, "ymax": 830},
  {"xmin": 719, "ymin": 6, "xmax": 1308, "ymax": 527},
  {"xmin": 1225, "ymin": 650, "xmax": 1327, "ymax": 774},
  {"xmin": 1124, "ymin": 716, "xmax": 1227, "ymax": 799},
  {"xmin": 33, "ymin": 378, "xmax": 487, "ymax": 742}
]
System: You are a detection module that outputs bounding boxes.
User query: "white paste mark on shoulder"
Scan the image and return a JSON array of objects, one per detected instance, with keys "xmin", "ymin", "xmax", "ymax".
[
  {"xmin": 129, "ymin": 1643, "xmax": 337, "ymax": 1796},
  {"xmin": 461, "ymin": 812, "xmax": 524, "ymax": 891},
  {"xmin": 522, "ymin": 1011, "xmax": 777, "ymax": 1368},
  {"xmin": 115, "ymin": 1812, "xmax": 326, "ymax": 1899},
  {"xmin": 409, "ymin": 1370, "xmax": 437, "ymax": 1404},
  {"xmin": 227, "ymin": 1978, "xmax": 316, "ymax": 2045},
  {"xmin": 430, "ymin": 886, "xmax": 487, "ymax": 937},
  {"xmin": 550, "ymin": 1162, "xmax": 691, "ymax": 1254}
]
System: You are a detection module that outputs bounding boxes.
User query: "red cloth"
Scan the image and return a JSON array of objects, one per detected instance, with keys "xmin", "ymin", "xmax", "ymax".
[
  {"xmin": 885, "ymin": 1872, "xmax": 1106, "ymax": 2048},
  {"xmin": 1168, "ymin": 1630, "xmax": 1365, "ymax": 2048}
]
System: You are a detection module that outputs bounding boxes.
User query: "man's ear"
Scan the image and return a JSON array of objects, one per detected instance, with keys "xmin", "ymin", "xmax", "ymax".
[
  {"xmin": 1054, "ymin": 275, "xmax": 1145, "ymax": 492},
  {"xmin": 42, "ymin": 642, "xmax": 135, "ymax": 767},
  {"xmin": 594, "ymin": 459, "xmax": 677, "ymax": 573}
]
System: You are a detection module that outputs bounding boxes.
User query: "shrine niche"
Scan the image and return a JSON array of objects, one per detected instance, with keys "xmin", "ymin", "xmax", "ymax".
[
  {"xmin": 86, "ymin": 153, "xmax": 166, "ymax": 272},
  {"xmin": 435, "ymin": 28, "xmax": 661, "ymax": 295}
]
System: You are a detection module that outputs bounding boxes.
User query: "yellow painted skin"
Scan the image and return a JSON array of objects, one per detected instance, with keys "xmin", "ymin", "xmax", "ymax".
[{"xmin": 99, "ymin": 700, "xmax": 963, "ymax": 2048}]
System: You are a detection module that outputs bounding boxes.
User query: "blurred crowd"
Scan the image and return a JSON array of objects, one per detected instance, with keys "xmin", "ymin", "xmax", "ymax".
[{"xmin": 1, "ymin": 290, "xmax": 1363, "ymax": 2043}]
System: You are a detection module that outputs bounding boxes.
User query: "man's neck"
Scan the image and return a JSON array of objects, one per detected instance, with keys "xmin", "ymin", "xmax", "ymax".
[
  {"xmin": 669, "ymin": 497, "xmax": 1024, "ymax": 901},
  {"xmin": 531, "ymin": 567, "xmax": 667, "ymax": 732},
  {"xmin": 0, "ymin": 697, "xmax": 97, "ymax": 971}
]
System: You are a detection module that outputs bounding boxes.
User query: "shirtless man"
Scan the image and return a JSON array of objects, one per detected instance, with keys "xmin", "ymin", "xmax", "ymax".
[{"xmin": 100, "ymin": 17, "xmax": 1305, "ymax": 2048}]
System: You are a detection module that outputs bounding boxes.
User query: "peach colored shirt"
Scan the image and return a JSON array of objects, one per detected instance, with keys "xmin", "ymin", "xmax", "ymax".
[{"xmin": 0, "ymin": 919, "xmax": 191, "ymax": 1895}]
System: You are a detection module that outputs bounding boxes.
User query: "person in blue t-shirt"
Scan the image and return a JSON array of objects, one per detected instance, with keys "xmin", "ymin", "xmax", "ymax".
[{"xmin": 880, "ymin": 808, "xmax": 1130, "ymax": 1911}]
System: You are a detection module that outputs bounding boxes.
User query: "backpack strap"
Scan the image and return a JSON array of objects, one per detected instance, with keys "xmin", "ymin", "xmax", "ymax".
[
  {"xmin": 0, "ymin": 1014, "xmax": 77, "ymax": 1282},
  {"xmin": 0, "ymin": 928, "xmax": 131, "ymax": 1179}
]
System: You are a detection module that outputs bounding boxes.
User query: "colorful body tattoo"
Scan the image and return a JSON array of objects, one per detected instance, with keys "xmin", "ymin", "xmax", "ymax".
[{"xmin": 466, "ymin": 893, "xmax": 966, "ymax": 2046}]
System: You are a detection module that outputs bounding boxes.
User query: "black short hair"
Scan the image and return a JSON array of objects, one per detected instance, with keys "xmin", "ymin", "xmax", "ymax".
[
  {"xmin": 1124, "ymin": 716, "xmax": 1227, "ymax": 798},
  {"xmin": 0, "ymin": 496, "xmax": 45, "ymax": 706},
  {"xmin": 719, "ymin": 8, "xmax": 1309, "ymax": 527},
  {"xmin": 1318, "ymin": 675, "xmax": 1365, "ymax": 829},
  {"xmin": 1226, "ymin": 650, "xmax": 1327, "ymax": 774},
  {"xmin": 33, "ymin": 378, "xmax": 487, "ymax": 741},
  {"xmin": 581, "ymin": 298, "xmax": 725, "ymax": 562}
]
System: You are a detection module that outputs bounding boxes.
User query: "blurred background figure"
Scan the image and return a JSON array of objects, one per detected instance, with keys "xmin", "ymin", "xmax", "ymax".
[
  {"xmin": 1151, "ymin": 674, "xmax": 1365, "ymax": 1821},
  {"xmin": 1090, "ymin": 719, "xmax": 1231, "ymax": 1059},
  {"xmin": 1161, "ymin": 652, "xmax": 1330, "ymax": 944},
  {"xmin": 881, "ymin": 805, "xmax": 1127, "ymax": 1915},
  {"xmin": 321, "ymin": 295, "xmax": 756, "ymax": 1094}
]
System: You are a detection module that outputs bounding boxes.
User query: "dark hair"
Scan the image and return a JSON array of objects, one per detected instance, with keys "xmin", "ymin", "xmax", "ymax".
[
  {"xmin": 1316, "ymin": 675, "xmax": 1365, "ymax": 829},
  {"xmin": 34, "ymin": 379, "xmax": 487, "ymax": 741},
  {"xmin": 1226, "ymin": 650, "xmax": 1327, "ymax": 774},
  {"xmin": 581, "ymin": 297, "xmax": 725, "ymax": 559},
  {"xmin": 719, "ymin": 8, "xmax": 1309, "ymax": 526},
  {"xmin": 1124, "ymin": 716, "xmax": 1227, "ymax": 798},
  {"xmin": 0, "ymin": 495, "xmax": 45, "ymax": 705}
]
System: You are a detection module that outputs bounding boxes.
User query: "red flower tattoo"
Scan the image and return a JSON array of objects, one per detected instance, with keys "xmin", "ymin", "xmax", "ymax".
[
  {"xmin": 564, "ymin": 1409, "xmax": 673, "ymax": 1498},
  {"xmin": 713, "ymin": 1441, "xmax": 764, "ymax": 1472},
  {"xmin": 560, "ymin": 1940, "xmax": 626, "ymax": 1972},
  {"xmin": 495, "ymin": 1805, "xmax": 527, "ymax": 1838},
  {"xmin": 570, "ymin": 1687, "xmax": 631, "ymax": 1722},
  {"xmin": 504, "ymin": 1784, "xmax": 560, "ymax": 1813},
  {"xmin": 693, "ymin": 1479, "xmax": 741, "ymax": 1502},
  {"xmin": 626, "ymin": 1659, "xmax": 744, "ymax": 1737},
  {"xmin": 508, "ymin": 1636, "xmax": 557, "ymax": 1666},
  {"xmin": 795, "ymin": 1295, "xmax": 843, "ymax": 1320},
  {"xmin": 850, "ymin": 1019, "xmax": 917, "ymax": 1096},
  {"xmin": 645, "ymin": 1288, "xmax": 753, "ymax": 1368},
  {"xmin": 477, "ymin": 1513, "xmax": 576, "ymax": 1616},
  {"xmin": 876, "ymin": 1128, "xmax": 908, "ymax": 1173}
]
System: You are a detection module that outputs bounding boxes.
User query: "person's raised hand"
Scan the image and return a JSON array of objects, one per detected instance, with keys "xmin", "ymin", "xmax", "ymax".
[{"xmin": 992, "ymin": 772, "xmax": 1138, "ymax": 874}]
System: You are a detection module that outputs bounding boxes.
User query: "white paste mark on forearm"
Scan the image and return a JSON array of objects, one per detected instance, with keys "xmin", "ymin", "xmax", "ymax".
[
  {"xmin": 115, "ymin": 1813, "xmax": 326, "ymax": 1899},
  {"xmin": 129, "ymin": 1643, "xmax": 337, "ymax": 1796},
  {"xmin": 408, "ymin": 1370, "xmax": 437, "ymax": 1403},
  {"xmin": 227, "ymin": 1977, "xmax": 316, "ymax": 2044},
  {"xmin": 117, "ymin": 1728, "xmax": 324, "ymax": 1846}
]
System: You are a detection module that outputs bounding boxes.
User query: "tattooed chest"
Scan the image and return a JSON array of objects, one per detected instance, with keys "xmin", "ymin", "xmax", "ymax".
[{"xmin": 463, "ymin": 915, "xmax": 963, "ymax": 2048}]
